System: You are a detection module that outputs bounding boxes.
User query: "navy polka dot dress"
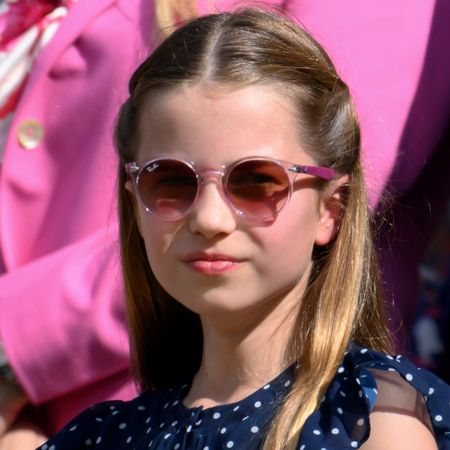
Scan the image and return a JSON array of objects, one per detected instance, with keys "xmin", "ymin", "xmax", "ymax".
[{"xmin": 38, "ymin": 345, "xmax": 450, "ymax": 449}]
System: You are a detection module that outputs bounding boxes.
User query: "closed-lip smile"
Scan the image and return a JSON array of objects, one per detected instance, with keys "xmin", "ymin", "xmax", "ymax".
[
  {"xmin": 182, "ymin": 252, "xmax": 245, "ymax": 274},
  {"xmin": 182, "ymin": 252, "xmax": 243, "ymax": 262}
]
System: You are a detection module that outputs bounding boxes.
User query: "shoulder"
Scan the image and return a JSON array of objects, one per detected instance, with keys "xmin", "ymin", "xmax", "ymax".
[
  {"xmin": 298, "ymin": 345, "xmax": 450, "ymax": 449},
  {"xmin": 37, "ymin": 391, "xmax": 161, "ymax": 449},
  {"xmin": 335, "ymin": 345, "xmax": 450, "ymax": 449},
  {"xmin": 361, "ymin": 369, "xmax": 437, "ymax": 449}
]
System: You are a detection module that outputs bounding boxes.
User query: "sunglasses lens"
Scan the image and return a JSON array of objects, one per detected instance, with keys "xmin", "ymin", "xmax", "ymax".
[
  {"xmin": 138, "ymin": 159, "xmax": 197, "ymax": 220},
  {"xmin": 227, "ymin": 160, "xmax": 290, "ymax": 220}
]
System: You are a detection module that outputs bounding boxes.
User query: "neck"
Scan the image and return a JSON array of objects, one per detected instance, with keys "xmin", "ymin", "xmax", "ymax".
[{"xmin": 183, "ymin": 290, "xmax": 299, "ymax": 409}]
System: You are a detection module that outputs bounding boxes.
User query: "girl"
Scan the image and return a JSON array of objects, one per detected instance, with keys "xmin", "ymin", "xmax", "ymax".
[{"xmin": 38, "ymin": 8, "xmax": 450, "ymax": 450}]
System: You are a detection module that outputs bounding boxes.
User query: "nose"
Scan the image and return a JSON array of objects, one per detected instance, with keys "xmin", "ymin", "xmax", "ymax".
[{"xmin": 188, "ymin": 180, "xmax": 237, "ymax": 239}]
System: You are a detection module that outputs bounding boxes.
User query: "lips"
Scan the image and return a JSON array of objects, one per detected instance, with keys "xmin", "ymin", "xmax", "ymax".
[
  {"xmin": 182, "ymin": 252, "xmax": 245, "ymax": 274},
  {"xmin": 183, "ymin": 252, "xmax": 243, "ymax": 262}
]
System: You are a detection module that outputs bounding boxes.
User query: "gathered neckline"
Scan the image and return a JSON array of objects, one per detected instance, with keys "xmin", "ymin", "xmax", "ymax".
[{"xmin": 173, "ymin": 362, "xmax": 298, "ymax": 414}]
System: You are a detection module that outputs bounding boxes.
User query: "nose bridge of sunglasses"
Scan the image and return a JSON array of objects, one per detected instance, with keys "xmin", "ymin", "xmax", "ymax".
[
  {"xmin": 197, "ymin": 168, "xmax": 226, "ymax": 188},
  {"xmin": 194, "ymin": 168, "xmax": 239, "ymax": 212},
  {"xmin": 197, "ymin": 170, "xmax": 233, "ymax": 212}
]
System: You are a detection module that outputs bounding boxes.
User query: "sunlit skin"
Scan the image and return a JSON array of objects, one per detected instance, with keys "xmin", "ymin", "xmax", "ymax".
[{"xmin": 129, "ymin": 83, "xmax": 340, "ymax": 407}]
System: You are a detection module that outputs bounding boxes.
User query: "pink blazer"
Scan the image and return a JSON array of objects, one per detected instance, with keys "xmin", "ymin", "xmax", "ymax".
[
  {"xmin": 0, "ymin": 0, "xmax": 155, "ymax": 433},
  {"xmin": 283, "ymin": 0, "xmax": 444, "ymax": 207}
]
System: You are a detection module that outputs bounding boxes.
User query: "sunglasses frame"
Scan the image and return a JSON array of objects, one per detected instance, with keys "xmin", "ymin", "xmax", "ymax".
[{"xmin": 125, "ymin": 156, "xmax": 336, "ymax": 222}]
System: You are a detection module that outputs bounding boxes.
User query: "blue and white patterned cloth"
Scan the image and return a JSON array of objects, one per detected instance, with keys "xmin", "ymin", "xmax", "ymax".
[{"xmin": 38, "ymin": 344, "xmax": 450, "ymax": 449}]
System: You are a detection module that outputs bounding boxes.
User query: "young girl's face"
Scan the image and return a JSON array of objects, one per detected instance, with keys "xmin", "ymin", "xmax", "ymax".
[{"xmin": 132, "ymin": 83, "xmax": 337, "ymax": 331}]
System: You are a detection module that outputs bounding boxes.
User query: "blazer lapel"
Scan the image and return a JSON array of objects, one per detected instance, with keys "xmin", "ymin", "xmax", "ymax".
[{"xmin": 25, "ymin": 0, "xmax": 117, "ymax": 92}]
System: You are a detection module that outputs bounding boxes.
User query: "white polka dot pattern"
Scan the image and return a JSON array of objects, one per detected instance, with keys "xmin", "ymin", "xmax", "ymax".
[{"xmin": 36, "ymin": 344, "xmax": 450, "ymax": 450}]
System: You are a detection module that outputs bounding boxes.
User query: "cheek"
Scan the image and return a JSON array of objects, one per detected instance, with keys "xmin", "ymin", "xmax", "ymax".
[
  {"xmin": 254, "ymin": 200, "xmax": 320, "ymax": 273},
  {"xmin": 137, "ymin": 212, "xmax": 177, "ymax": 274}
]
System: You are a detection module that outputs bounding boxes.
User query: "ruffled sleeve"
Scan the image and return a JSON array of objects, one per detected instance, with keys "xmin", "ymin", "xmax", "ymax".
[{"xmin": 297, "ymin": 344, "xmax": 450, "ymax": 449}]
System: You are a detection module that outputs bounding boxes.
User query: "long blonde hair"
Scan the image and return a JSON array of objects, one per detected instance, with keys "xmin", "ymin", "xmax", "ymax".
[{"xmin": 115, "ymin": 8, "xmax": 392, "ymax": 449}]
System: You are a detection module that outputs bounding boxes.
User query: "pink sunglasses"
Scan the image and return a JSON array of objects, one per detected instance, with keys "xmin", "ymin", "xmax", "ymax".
[{"xmin": 125, "ymin": 156, "xmax": 335, "ymax": 223}]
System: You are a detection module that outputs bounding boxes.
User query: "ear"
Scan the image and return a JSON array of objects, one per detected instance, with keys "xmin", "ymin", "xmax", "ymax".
[
  {"xmin": 125, "ymin": 180, "xmax": 133, "ymax": 193},
  {"xmin": 314, "ymin": 174, "xmax": 348, "ymax": 246}
]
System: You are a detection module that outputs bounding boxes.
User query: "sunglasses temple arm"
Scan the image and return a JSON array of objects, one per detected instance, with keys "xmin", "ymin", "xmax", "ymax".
[{"xmin": 290, "ymin": 165, "xmax": 336, "ymax": 181}]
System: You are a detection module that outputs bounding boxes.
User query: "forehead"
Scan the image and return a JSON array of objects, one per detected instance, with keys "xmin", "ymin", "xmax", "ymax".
[{"xmin": 136, "ymin": 83, "xmax": 313, "ymax": 165}]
